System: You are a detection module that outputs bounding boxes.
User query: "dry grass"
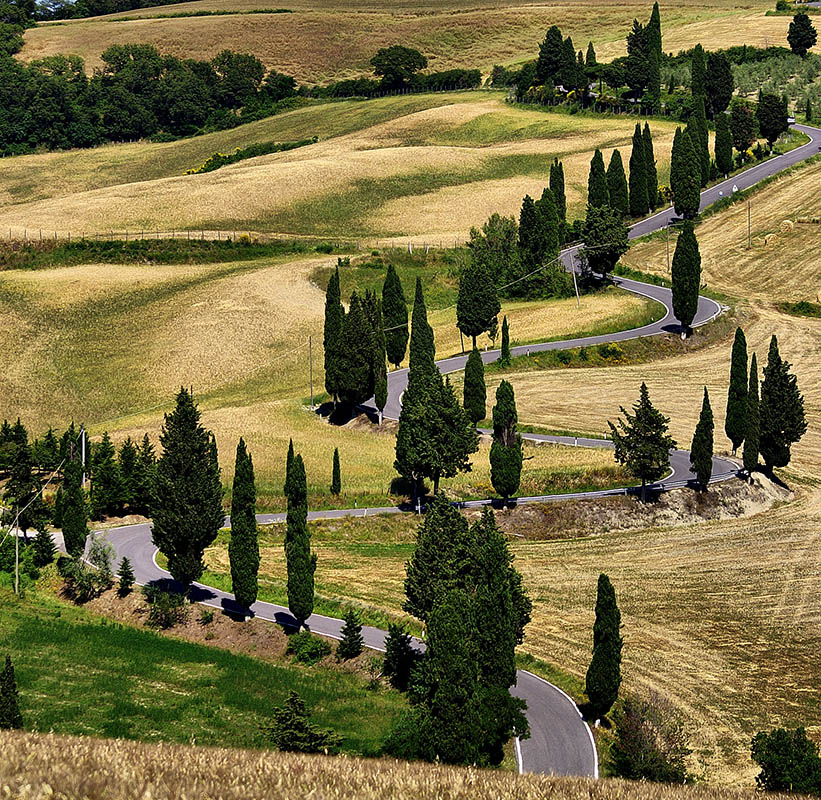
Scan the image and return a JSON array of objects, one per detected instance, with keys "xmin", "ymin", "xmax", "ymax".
[
  {"xmin": 0, "ymin": 729, "xmax": 812, "ymax": 800},
  {"xmin": 19, "ymin": 0, "xmax": 783, "ymax": 84}
]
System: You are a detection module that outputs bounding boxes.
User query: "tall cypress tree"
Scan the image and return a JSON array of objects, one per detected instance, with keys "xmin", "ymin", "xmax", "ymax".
[
  {"xmin": 284, "ymin": 451, "xmax": 315, "ymax": 628},
  {"xmin": 463, "ymin": 347, "xmax": 487, "ymax": 425},
  {"xmin": 535, "ymin": 186, "xmax": 560, "ymax": 269},
  {"xmin": 382, "ymin": 263, "xmax": 409, "ymax": 369},
  {"xmin": 671, "ymin": 127, "xmax": 701, "ymax": 219},
  {"xmin": 715, "ymin": 112, "xmax": 734, "ymax": 176},
  {"xmin": 0, "ymin": 655, "xmax": 22, "ymax": 730},
  {"xmin": 725, "ymin": 327, "xmax": 748, "ymax": 455},
  {"xmin": 499, "ymin": 316, "xmax": 511, "ymax": 366},
  {"xmin": 456, "ymin": 256, "xmax": 500, "ymax": 349},
  {"xmin": 743, "ymin": 353, "xmax": 760, "ymax": 476},
  {"xmin": 337, "ymin": 292, "xmax": 375, "ymax": 407},
  {"xmin": 323, "ymin": 266, "xmax": 345, "ymax": 405},
  {"xmin": 89, "ymin": 432, "xmax": 122, "ymax": 520},
  {"xmin": 330, "ymin": 447, "xmax": 341, "ymax": 495},
  {"xmin": 3, "ymin": 428, "xmax": 47, "ymax": 537},
  {"xmin": 152, "ymin": 388, "xmax": 224, "ymax": 588},
  {"xmin": 646, "ymin": 47, "xmax": 661, "ymax": 110},
  {"xmin": 606, "ymin": 149, "xmax": 629, "ymax": 218},
  {"xmin": 489, "ymin": 380, "xmax": 523, "ymax": 502},
  {"xmin": 587, "ymin": 149, "xmax": 609, "ymax": 208},
  {"xmin": 61, "ymin": 455, "xmax": 88, "ymax": 558},
  {"xmin": 643, "ymin": 123, "xmax": 658, "ymax": 210},
  {"xmin": 229, "ymin": 437, "xmax": 259, "ymax": 610},
  {"xmin": 671, "ymin": 220, "xmax": 701, "ymax": 334},
  {"xmin": 369, "ymin": 294, "xmax": 388, "ymax": 424},
  {"xmin": 760, "ymin": 336, "xmax": 807, "ymax": 470},
  {"xmin": 585, "ymin": 574, "xmax": 622, "ymax": 720},
  {"xmin": 690, "ymin": 43, "xmax": 706, "ymax": 101},
  {"xmin": 549, "ymin": 158, "xmax": 567, "ymax": 243},
  {"xmin": 517, "ymin": 194, "xmax": 551, "ymax": 296},
  {"xmin": 647, "ymin": 1, "xmax": 662, "ymax": 59},
  {"xmin": 407, "ymin": 277, "xmax": 437, "ymax": 390},
  {"xmin": 629, "ymin": 123, "xmax": 649, "ymax": 217},
  {"xmin": 688, "ymin": 95, "xmax": 710, "ymax": 187},
  {"xmin": 690, "ymin": 387, "xmax": 714, "ymax": 490}
]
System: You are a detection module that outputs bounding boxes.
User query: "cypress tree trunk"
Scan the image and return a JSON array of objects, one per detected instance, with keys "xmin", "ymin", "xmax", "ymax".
[
  {"xmin": 229, "ymin": 437, "xmax": 259, "ymax": 610},
  {"xmin": 284, "ymin": 452, "xmax": 315, "ymax": 629},
  {"xmin": 725, "ymin": 327, "xmax": 748, "ymax": 455}
]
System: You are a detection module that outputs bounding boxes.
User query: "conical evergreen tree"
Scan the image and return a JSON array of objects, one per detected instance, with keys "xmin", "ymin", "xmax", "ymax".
[
  {"xmin": 490, "ymin": 380, "xmax": 523, "ymax": 502},
  {"xmin": 549, "ymin": 158, "xmax": 567, "ymax": 243},
  {"xmin": 643, "ymin": 123, "xmax": 658, "ymax": 210},
  {"xmin": 647, "ymin": 1, "xmax": 662, "ymax": 58},
  {"xmin": 382, "ymin": 263, "xmax": 409, "ymax": 369},
  {"xmin": 609, "ymin": 383, "xmax": 676, "ymax": 501},
  {"xmin": 517, "ymin": 195, "xmax": 551, "ymax": 296},
  {"xmin": 760, "ymin": 336, "xmax": 807, "ymax": 470},
  {"xmin": 61, "ymin": 455, "xmax": 88, "ymax": 558},
  {"xmin": 371, "ymin": 295, "xmax": 388, "ymax": 425},
  {"xmin": 336, "ymin": 609, "xmax": 364, "ymax": 660},
  {"xmin": 0, "ymin": 655, "xmax": 22, "ymax": 730},
  {"xmin": 118, "ymin": 556, "xmax": 135, "ymax": 596},
  {"xmin": 499, "ymin": 316, "xmax": 511, "ymax": 366},
  {"xmin": 383, "ymin": 623, "xmax": 418, "ymax": 692},
  {"xmin": 690, "ymin": 43, "xmax": 706, "ymax": 101},
  {"xmin": 715, "ymin": 111, "xmax": 734, "ymax": 176},
  {"xmin": 671, "ymin": 127, "xmax": 701, "ymax": 219},
  {"xmin": 585, "ymin": 41, "xmax": 597, "ymax": 68},
  {"xmin": 743, "ymin": 353, "xmax": 760, "ymax": 476},
  {"xmin": 690, "ymin": 387, "xmax": 714, "ymax": 490},
  {"xmin": 229, "ymin": 437, "xmax": 259, "ymax": 610},
  {"xmin": 323, "ymin": 266, "xmax": 345, "ymax": 404},
  {"xmin": 585, "ymin": 574, "xmax": 622, "ymax": 720},
  {"xmin": 535, "ymin": 186, "xmax": 560, "ymax": 271},
  {"xmin": 152, "ymin": 388, "xmax": 224, "ymax": 588},
  {"xmin": 671, "ymin": 220, "xmax": 701, "ymax": 334},
  {"xmin": 117, "ymin": 437, "xmax": 139, "ymax": 511},
  {"xmin": 284, "ymin": 451, "xmax": 316, "ymax": 628},
  {"xmin": 407, "ymin": 277, "xmax": 437, "ymax": 390},
  {"xmin": 32, "ymin": 527, "xmax": 56, "ymax": 567},
  {"xmin": 646, "ymin": 47, "xmax": 661, "ymax": 111},
  {"xmin": 725, "ymin": 327, "xmax": 748, "ymax": 455},
  {"xmin": 456, "ymin": 256, "xmax": 500, "ymax": 349},
  {"xmin": 337, "ymin": 292, "xmax": 375, "ymax": 407},
  {"xmin": 606, "ymin": 149, "xmax": 629, "ymax": 218},
  {"xmin": 331, "ymin": 447, "xmax": 341, "ymax": 495},
  {"xmin": 3, "ymin": 429, "xmax": 47, "ymax": 536},
  {"xmin": 688, "ymin": 95, "xmax": 710, "ymax": 187},
  {"xmin": 463, "ymin": 347, "xmax": 487, "ymax": 425},
  {"xmin": 629, "ymin": 123, "xmax": 649, "ymax": 217},
  {"xmin": 89, "ymin": 432, "xmax": 122, "ymax": 520},
  {"xmin": 587, "ymin": 149, "xmax": 609, "ymax": 208}
]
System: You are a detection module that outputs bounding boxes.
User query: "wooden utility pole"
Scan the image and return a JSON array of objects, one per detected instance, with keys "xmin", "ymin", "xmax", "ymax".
[
  {"xmin": 747, "ymin": 199, "xmax": 752, "ymax": 249},
  {"xmin": 666, "ymin": 223, "xmax": 671, "ymax": 272},
  {"xmin": 309, "ymin": 336, "xmax": 314, "ymax": 410}
]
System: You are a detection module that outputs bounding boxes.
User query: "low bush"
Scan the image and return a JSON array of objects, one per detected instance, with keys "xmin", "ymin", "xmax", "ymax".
[
  {"xmin": 58, "ymin": 556, "xmax": 111, "ymax": 603},
  {"xmin": 286, "ymin": 631, "xmax": 331, "ymax": 665},
  {"xmin": 142, "ymin": 586, "xmax": 188, "ymax": 629}
]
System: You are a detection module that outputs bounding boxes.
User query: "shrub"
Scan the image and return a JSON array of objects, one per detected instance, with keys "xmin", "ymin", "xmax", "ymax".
[
  {"xmin": 143, "ymin": 586, "xmax": 188, "ymax": 629},
  {"xmin": 32, "ymin": 528, "xmax": 56, "ymax": 567},
  {"xmin": 382, "ymin": 623, "xmax": 420, "ymax": 692},
  {"xmin": 199, "ymin": 607, "xmax": 215, "ymax": 626},
  {"xmin": 87, "ymin": 538, "xmax": 115, "ymax": 586},
  {"xmin": 264, "ymin": 690, "xmax": 341, "ymax": 753},
  {"xmin": 117, "ymin": 557, "xmax": 135, "ymax": 597},
  {"xmin": 59, "ymin": 556, "xmax": 109, "ymax": 603},
  {"xmin": 597, "ymin": 342, "xmax": 624, "ymax": 361},
  {"xmin": 557, "ymin": 349, "xmax": 572, "ymax": 365},
  {"xmin": 286, "ymin": 631, "xmax": 332, "ymax": 665},
  {"xmin": 383, "ymin": 707, "xmax": 425, "ymax": 760},
  {"xmin": 751, "ymin": 727, "xmax": 821, "ymax": 793}
]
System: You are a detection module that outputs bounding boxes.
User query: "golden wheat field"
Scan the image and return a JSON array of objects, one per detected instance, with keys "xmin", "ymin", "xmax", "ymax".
[
  {"xmin": 18, "ymin": 0, "xmax": 786, "ymax": 84},
  {"xmin": 1, "ymin": 730, "xmax": 813, "ymax": 800}
]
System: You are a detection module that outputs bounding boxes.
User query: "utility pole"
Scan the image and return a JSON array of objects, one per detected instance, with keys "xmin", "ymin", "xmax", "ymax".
[
  {"xmin": 80, "ymin": 423, "xmax": 87, "ymax": 487},
  {"xmin": 13, "ymin": 508, "xmax": 19, "ymax": 596},
  {"xmin": 747, "ymin": 199, "xmax": 752, "ymax": 249},
  {"xmin": 309, "ymin": 335, "xmax": 314, "ymax": 410},
  {"xmin": 570, "ymin": 251, "xmax": 580, "ymax": 309}
]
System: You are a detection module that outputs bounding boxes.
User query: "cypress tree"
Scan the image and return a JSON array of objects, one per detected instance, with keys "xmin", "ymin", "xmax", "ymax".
[
  {"xmin": 0, "ymin": 655, "xmax": 22, "ymax": 730},
  {"xmin": 585, "ymin": 41, "xmax": 597, "ymax": 68},
  {"xmin": 3, "ymin": 431, "xmax": 47, "ymax": 537},
  {"xmin": 688, "ymin": 95, "xmax": 710, "ymax": 186},
  {"xmin": 643, "ymin": 123, "xmax": 658, "ymax": 210},
  {"xmin": 382, "ymin": 263, "xmax": 409, "ymax": 369},
  {"xmin": 407, "ymin": 277, "xmax": 437, "ymax": 390},
  {"xmin": 284, "ymin": 451, "xmax": 316, "ymax": 628},
  {"xmin": 517, "ymin": 195, "xmax": 551, "ymax": 295},
  {"xmin": 32, "ymin": 527, "xmax": 56, "ymax": 567},
  {"xmin": 152, "ymin": 388, "xmax": 224, "ymax": 588},
  {"xmin": 690, "ymin": 43, "xmax": 706, "ymax": 101},
  {"xmin": 89, "ymin": 432, "xmax": 122, "ymax": 520},
  {"xmin": 61, "ymin": 455, "xmax": 88, "ymax": 558},
  {"xmin": 715, "ymin": 112, "xmax": 734, "ymax": 176},
  {"xmin": 609, "ymin": 383, "xmax": 676, "ymax": 502},
  {"xmin": 743, "ymin": 353, "xmax": 760, "ymax": 476},
  {"xmin": 285, "ymin": 438, "xmax": 294, "ymax": 493},
  {"xmin": 705, "ymin": 52, "xmax": 735, "ymax": 119},
  {"xmin": 629, "ymin": 124, "xmax": 649, "ymax": 217},
  {"xmin": 537, "ymin": 25, "xmax": 565, "ymax": 84},
  {"xmin": 489, "ymin": 380, "xmax": 523, "ymax": 502},
  {"xmin": 456, "ymin": 256, "xmax": 500, "ymax": 349},
  {"xmin": 229, "ymin": 437, "xmax": 259, "ymax": 610},
  {"xmin": 606, "ymin": 149, "xmax": 629, "ymax": 218},
  {"xmin": 760, "ymin": 336, "xmax": 807, "ymax": 470},
  {"xmin": 585, "ymin": 574, "xmax": 622, "ymax": 720},
  {"xmin": 725, "ymin": 327, "xmax": 748, "ymax": 455},
  {"xmin": 331, "ymin": 447, "xmax": 341, "ymax": 495},
  {"xmin": 382, "ymin": 623, "xmax": 418, "ymax": 692},
  {"xmin": 806, "ymin": 98, "xmax": 813, "ymax": 123},
  {"xmin": 671, "ymin": 127, "xmax": 701, "ymax": 219},
  {"xmin": 647, "ymin": 1, "xmax": 662, "ymax": 58},
  {"xmin": 549, "ymin": 158, "xmax": 567, "ymax": 242},
  {"xmin": 646, "ymin": 47, "xmax": 661, "ymax": 110},
  {"xmin": 371, "ymin": 296, "xmax": 388, "ymax": 425},
  {"xmin": 337, "ymin": 292, "xmax": 375, "ymax": 407},
  {"xmin": 499, "ymin": 316, "xmax": 511, "ymax": 366},
  {"xmin": 323, "ymin": 266, "xmax": 345, "ymax": 405},
  {"xmin": 336, "ymin": 609, "xmax": 364, "ymax": 660},
  {"xmin": 671, "ymin": 220, "xmax": 701, "ymax": 334},
  {"xmin": 587, "ymin": 149, "xmax": 609, "ymax": 208},
  {"xmin": 463, "ymin": 347, "xmax": 487, "ymax": 424},
  {"xmin": 690, "ymin": 387, "xmax": 714, "ymax": 490},
  {"xmin": 535, "ymin": 186, "xmax": 560, "ymax": 269},
  {"xmin": 118, "ymin": 437, "xmax": 139, "ymax": 511},
  {"xmin": 118, "ymin": 556, "xmax": 135, "ymax": 596}
]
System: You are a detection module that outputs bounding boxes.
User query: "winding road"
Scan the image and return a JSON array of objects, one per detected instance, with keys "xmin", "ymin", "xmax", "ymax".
[{"xmin": 99, "ymin": 123, "xmax": 821, "ymax": 782}]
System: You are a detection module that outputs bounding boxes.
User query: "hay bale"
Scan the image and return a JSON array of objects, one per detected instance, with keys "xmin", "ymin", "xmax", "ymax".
[
  {"xmin": 764, "ymin": 233, "xmax": 779, "ymax": 247},
  {"xmin": 780, "ymin": 219, "xmax": 794, "ymax": 232}
]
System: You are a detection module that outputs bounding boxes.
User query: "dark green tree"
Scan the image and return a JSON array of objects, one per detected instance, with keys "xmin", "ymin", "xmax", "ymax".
[
  {"xmin": 61, "ymin": 455, "xmax": 88, "ymax": 558},
  {"xmin": 407, "ymin": 277, "xmax": 437, "ymax": 389},
  {"xmin": 609, "ymin": 383, "xmax": 676, "ymax": 501},
  {"xmin": 89, "ymin": 432, "xmax": 122, "ymax": 519},
  {"xmin": 117, "ymin": 556, "xmax": 135, "ymax": 596},
  {"xmin": 625, "ymin": 20, "xmax": 650, "ymax": 97},
  {"xmin": 489, "ymin": 380, "xmax": 523, "ymax": 502},
  {"xmin": 337, "ymin": 292, "xmax": 375, "ymax": 408},
  {"xmin": 690, "ymin": 43, "xmax": 706, "ymax": 101},
  {"xmin": 330, "ymin": 447, "xmax": 341, "ymax": 495},
  {"xmin": 606, "ymin": 149, "xmax": 629, "ymax": 218},
  {"xmin": 585, "ymin": 41, "xmax": 597, "ymax": 68},
  {"xmin": 363, "ymin": 290, "xmax": 388, "ymax": 424},
  {"xmin": 0, "ymin": 655, "xmax": 22, "ymax": 730},
  {"xmin": 517, "ymin": 194, "xmax": 552, "ymax": 296},
  {"xmin": 643, "ymin": 123, "xmax": 658, "ymax": 210},
  {"xmin": 751, "ymin": 727, "xmax": 821, "ymax": 793},
  {"xmin": 229, "ymin": 437, "xmax": 259, "ymax": 610},
  {"xmin": 382, "ymin": 623, "xmax": 419, "ymax": 692},
  {"xmin": 535, "ymin": 186, "xmax": 561, "ymax": 272},
  {"xmin": 133, "ymin": 433, "xmax": 156, "ymax": 515},
  {"xmin": 382, "ymin": 262, "xmax": 409, "ymax": 369},
  {"xmin": 536, "ymin": 25, "xmax": 564, "ymax": 84},
  {"xmin": 32, "ymin": 427, "xmax": 59, "ymax": 472},
  {"xmin": 705, "ymin": 52, "xmax": 734, "ymax": 119},
  {"xmin": 2, "ymin": 433, "xmax": 48, "ymax": 537},
  {"xmin": 499, "ymin": 316, "xmax": 511, "ymax": 366},
  {"xmin": 629, "ymin": 123, "xmax": 649, "ymax": 217},
  {"xmin": 549, "ymin": 158, "xmax": 567, "ymax": 242},
  {"xmin": 743, "ymin": 353, "xmax": 760, "ymax": 476},
  {"xmin": 715, "ymin": 111, "xmax": 734, "ymax": 176},
  {"xmin": 806, "ymin": 98, "xmax": 813, "ymax": 123},
  {"xmin": 757, "ymin": 92, "xmax": 789, "ymax": 149},
  {"xmin": 725, "ymin": 327, "xmax": 748, "ymax": 455},
  {"xmin": 580, "ymin": 204, "xmax": 629, "ymax": 278},
  {"xmin": 687, "ymin": 95, "xmax": 710, "ymax": 186},
  {"xmin": 787, "ymin": 12, "xmax": 818, "ymax": 57},
  {"xmin": 730, "ymin": 99, "xmax": 759, "ymax": 154},
  {"xmin": 265, "ymin": 691, "xmax": 341, "ymax": 753},
  {"xmin": 336, "ymin": 608, "xmax": 364, "ymax": 660},
  {"xmin": 370, "ymin": 45, "xmax": 427, "ymax": 89},
  {"xmin": 671, "ymin": 127, "xmax": 701, "ymax": 219},
  {"xmin": 585, "ymin": 574, "xmax": 622, "ymax": 720},
  {"xmin": 323, "ymin": 265, "xmax": 344, "ymax": 405},
  {"xmin": 152, "ymin": 388, "xmax": 224, "ymax": 588},
  {"xmin": 463, "ymin": 347, "xmax": 487, "ymax": 425},
  {"xmin": 647, "ymin": 2, "xmax": 662, "ymax": 58},
  {"xmin": 456, "ymin": 256, "xmax": 500, "ymax": 349},
  {"xmin": 587, "ymin": 148, "xmax": 610, "ymax": 208},
  {"xmin": 760, "ymin": 336, "xmax": 807, "ymax": 470},
  {"xmin": 284, "ymin": 451, "xmax": 315, "ymax": 628},
  {"xmin": 467, "ymin": 214, "xmax": 520, "ymax": 289},
  {"xmin": 117, "ymin": 437, "xmax": 138, "ymax": 511},
  {"xmin": 671, "ymin": 220, "xmax": 702, "ymax": 334},
  {"xmin": 32, "ymin": 527, "xmax": 56, "ymax": 567},
  {"xmin": 690, "ymin": 387, "xmax": 714, "ymax": 490}
]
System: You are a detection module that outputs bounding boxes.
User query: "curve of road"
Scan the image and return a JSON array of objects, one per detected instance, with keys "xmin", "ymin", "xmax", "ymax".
[{"xmin": 100, "ymin": 123, "xmax": 821, "ymax": 782}]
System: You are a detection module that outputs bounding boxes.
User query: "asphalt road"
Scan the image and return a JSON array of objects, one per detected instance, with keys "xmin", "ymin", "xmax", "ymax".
[{"xmin": 98, "ymin": 123, "xmax": 821, "ymax": 782}]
